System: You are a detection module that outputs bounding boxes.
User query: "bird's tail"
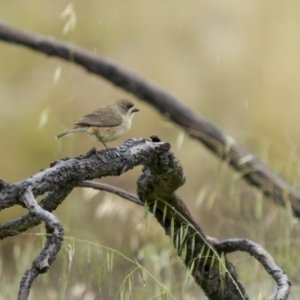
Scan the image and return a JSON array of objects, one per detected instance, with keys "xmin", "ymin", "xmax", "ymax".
[{"xmin": 55, "ymin": 127, "xmax": 87, "ymax": 139}]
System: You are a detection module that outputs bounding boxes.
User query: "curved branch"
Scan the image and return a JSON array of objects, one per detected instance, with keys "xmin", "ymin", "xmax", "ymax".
[
  {"xmin": 215, "ymin": 239, "xmax": 291, "ymax": 300},
  {"xmin": 77, "ymin": 147, "xmax": 250, "ymax": 299},
  {"xmin": 79, "ymin": 180, "xmax": 290, "ymax": 300},
  {"xmin": 0, "ymin": 187, "xmax": 71, "ymax": 240},
  {"xmin": 137, "ymin": 149, "xmax": 249, "ymax": 300},
  {"xmin": 19, "ymin": 186, "xmax": 64, "ymax": 300},
  {"xmin": 77, "ymin": 181, "xmax": 142, "ymax": 205},
  {"xmin": 0, "ymin": 20, "xmax": 299, "ymax": 217}
]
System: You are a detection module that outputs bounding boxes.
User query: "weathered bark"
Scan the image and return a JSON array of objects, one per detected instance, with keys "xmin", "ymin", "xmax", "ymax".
[
  {"xmin": 0, "ymin": 138, "xmax": 254, "ymax": 300},
  {"xmin": 137, "ymin": 151, "xmax": 249, "ymax": 300},
  {"xmin": 79, "ymin": 181, "xmax": 291, "ymax": 300},
  {"xmin": 18, "ymin": 187, "xmax": 64, "ymax": 300},
  {"xmin": 0, "ymin": 139, "xmax": 167, "ymax": 239}
]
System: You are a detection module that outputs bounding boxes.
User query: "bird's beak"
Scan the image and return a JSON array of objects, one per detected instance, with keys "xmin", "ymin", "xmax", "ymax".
[{"xmin": 132, "ymin": 108, "xmax": 139, "ymax": 113}]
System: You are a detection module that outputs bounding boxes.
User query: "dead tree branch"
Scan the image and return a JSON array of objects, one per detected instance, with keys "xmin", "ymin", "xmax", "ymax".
[
  {"xmin": 19, "ymin": 186, "xmax": 64, "ymax": 300},
  {"xmin": 78, "ymin": 181, "xmax": 142, "ymax": 205},
  {"xmin": 136, "ymin": 149, "xmax": 249, "ymax": 300},
  {"xmin": 0, "ymin": 139, "xmax": 166, "ymax": 239},
  {"xmin": 0, "ymin": 20, "xmax": 299, "ymax": 217},
  {"xmin": 79, "ymin": 159, "xmax": 291, "ymax": 300},
  {"xmin": 215, "ymin": 239, "xmax": 291, "ymax": 300},
  {"xmin": 1, "ymin": 137, "xmax": 253, "ymax": 300}
]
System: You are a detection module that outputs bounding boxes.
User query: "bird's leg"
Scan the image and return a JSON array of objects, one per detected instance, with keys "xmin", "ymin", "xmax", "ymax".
[{"xmin": 98, "ymin": 137, "xmax": 109, "ymax": 150}]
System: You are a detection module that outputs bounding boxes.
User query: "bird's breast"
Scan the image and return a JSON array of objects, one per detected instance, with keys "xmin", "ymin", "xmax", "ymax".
[{"xmin": 87, "ymin": 119, "xmax": 131, "ymax": 143}]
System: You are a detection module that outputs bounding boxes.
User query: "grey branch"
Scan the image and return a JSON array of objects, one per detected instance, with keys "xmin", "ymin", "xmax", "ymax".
[
  {"xmin": 77, "ymin": 181, "xmax": 142, "ymax": 205},
  {"xmin": 19, "ymin": 186, "xmax": 64, "ymax": 300},
  {"xmin": 136, "ymin": 155, "xmax": 249, "ymax": 300},
  {"xmin": 0, "ymin": 139, "xmax": 168, "ymax": 238},
  {"xmin": 0, "ymin": 20, "xmax": 299, "ymax": 217},
  {"xmin": 82, "ymin": 180, "xmax": 290, "ymax": 300},
  {"xmin": 1, "ymin": 137, "xmax": 251, "ymax": 300},
  {"xmin": 79, "ymin": 180, "xmax": 291, "ymax": 299},
  {"xmin": 215, "ymin": 239, "xmax": 291, "ymax": 300}
]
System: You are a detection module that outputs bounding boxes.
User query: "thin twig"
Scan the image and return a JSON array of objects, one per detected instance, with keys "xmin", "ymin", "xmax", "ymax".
[{"xmin": 77, "ymin": 181, "xmax": 142, "ymax": 205}]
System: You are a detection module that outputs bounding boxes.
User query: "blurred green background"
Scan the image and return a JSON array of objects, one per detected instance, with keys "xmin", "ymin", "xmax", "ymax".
[{"xmin": 1, "ymin": 1, "xmax": 300, "ymax": 299}]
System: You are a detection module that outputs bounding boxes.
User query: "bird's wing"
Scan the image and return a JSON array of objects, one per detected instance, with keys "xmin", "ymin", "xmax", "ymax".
[{"xmin": 74, "ymin": 111, "xmax": 123, "ymax": 127}]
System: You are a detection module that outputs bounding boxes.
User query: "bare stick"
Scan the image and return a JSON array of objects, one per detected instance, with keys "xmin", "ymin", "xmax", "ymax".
[
  {"xmin": 19, "ymin": 186, "xmax": 64, "ymax": 300},
  {"xmin": 0, "ymin": 20, "xmax": 299, "ymax": 217},
  {"xmin": 77, "ymin": 181, "xmax": 142, "ymax": 205}
]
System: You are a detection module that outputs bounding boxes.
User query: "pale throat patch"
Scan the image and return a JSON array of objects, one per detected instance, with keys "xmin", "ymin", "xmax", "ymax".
[{"xmin": 128, "ymin": 106, "xmax": 137, "ymax": 117}]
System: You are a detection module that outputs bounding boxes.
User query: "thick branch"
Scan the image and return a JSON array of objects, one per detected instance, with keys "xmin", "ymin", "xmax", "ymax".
[
  {"xmin": 137, "ymin": 146, "xmax": 249, "ymax": 300},
  {"xmin": 2, "ymin": 136, "xmax": 251, "ymax": 298},
  {"xmin": 0, "ymin": 138, "xmax": 169, "ymax": 239},
  {"xmin": 0, "ymin": 20, "xmax": 299, "ymax": 217},
  {"xmin": 19, "ymin": 186, "xmax": 64, "ymax": 300}
]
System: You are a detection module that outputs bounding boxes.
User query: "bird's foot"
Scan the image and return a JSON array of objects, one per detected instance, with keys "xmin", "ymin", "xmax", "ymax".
[{"xmin": 85, "ymin": 147, "xmax": 98, "ymax": 157}]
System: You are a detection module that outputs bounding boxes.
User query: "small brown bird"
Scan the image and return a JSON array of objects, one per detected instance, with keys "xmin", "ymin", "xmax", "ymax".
[{"xmin": 56, "ymin": 99, "xmax": 139, "ymax": 149}]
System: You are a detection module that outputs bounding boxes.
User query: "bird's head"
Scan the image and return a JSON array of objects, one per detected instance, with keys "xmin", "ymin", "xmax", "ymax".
[{"xmin": 116, "ymin": 99, "xmax": 139, "ymax": 118}]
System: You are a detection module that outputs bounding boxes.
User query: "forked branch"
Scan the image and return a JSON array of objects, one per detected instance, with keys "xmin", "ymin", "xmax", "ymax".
[{"xmin": 1, "ymin": 137, "xmax": 251, "ymax": 300}]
